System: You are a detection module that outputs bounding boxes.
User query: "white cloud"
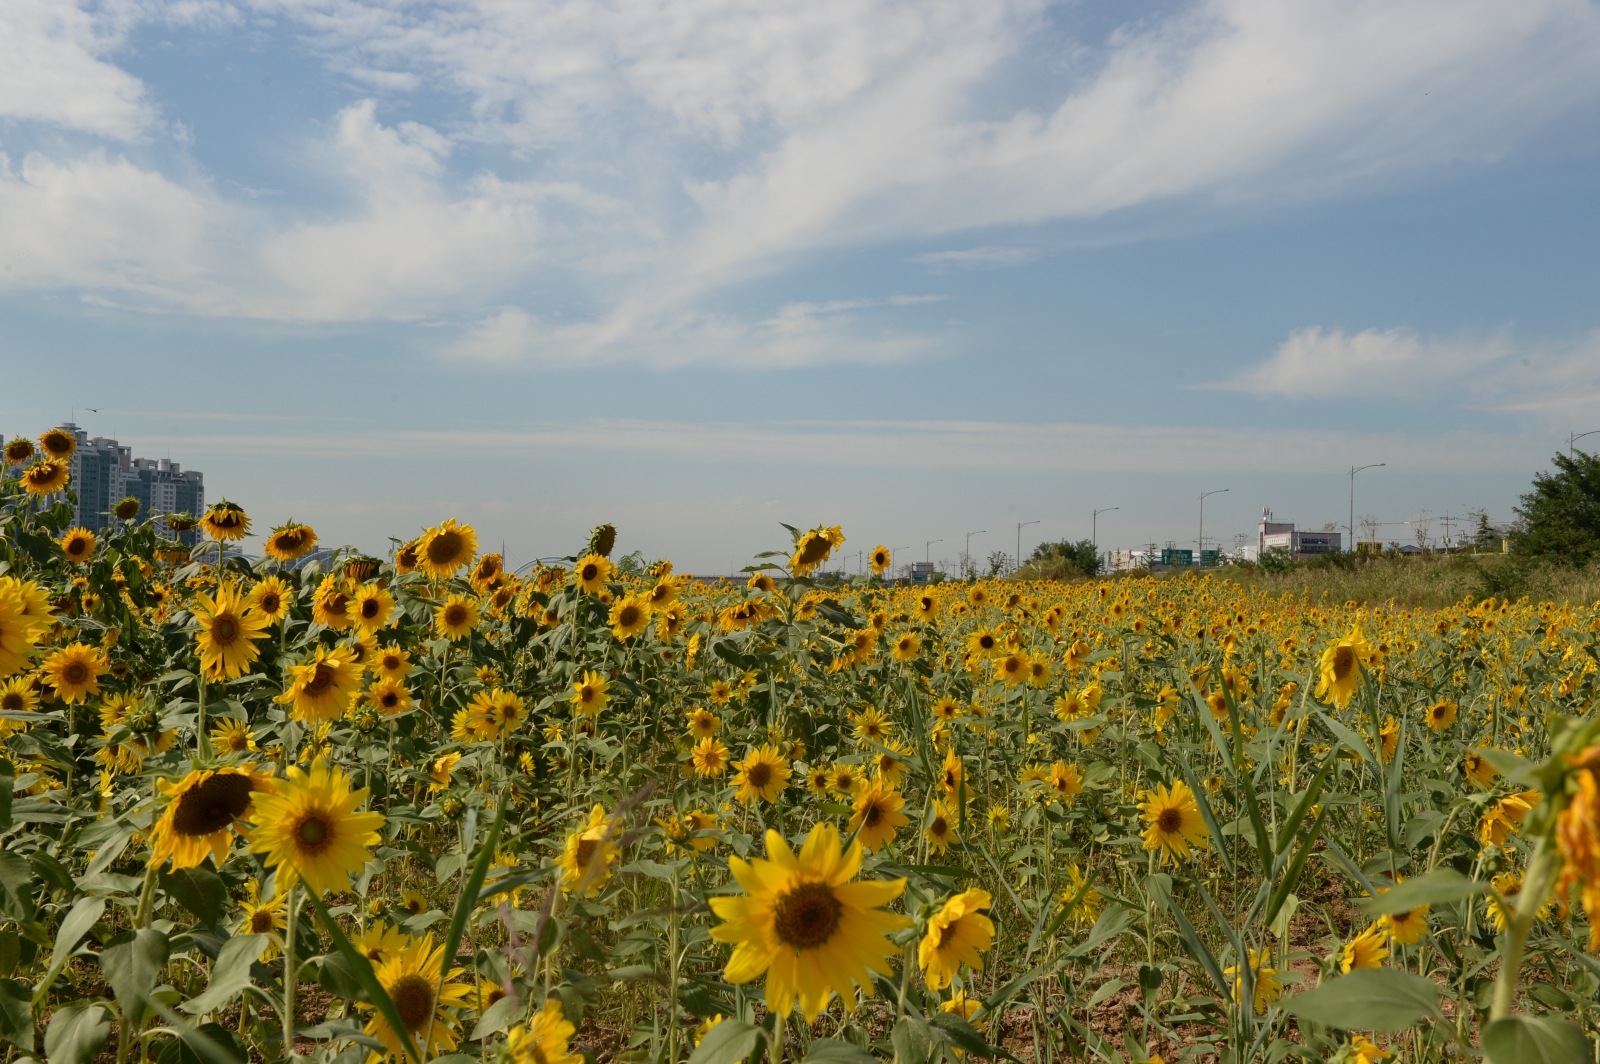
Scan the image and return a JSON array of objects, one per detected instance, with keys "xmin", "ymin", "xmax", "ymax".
[
  {"xmin": 911, "ymin": 246, "xmax": 1043, "ymax": 271},
  {"xmin": 0, "ymin": 0, "xmax": 158, "ymax": 140}
]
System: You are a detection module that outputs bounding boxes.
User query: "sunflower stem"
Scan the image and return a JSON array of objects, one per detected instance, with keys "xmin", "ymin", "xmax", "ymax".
[
  {"xmin": 284, "ymin": 881, "xmax": 301, "ymax": 1062},
  {"xmin": 1490, "ymin": 835, "xmax": 1558, "ymax": 1022},
  {"xmin": 135, "ymin": 863, "xmax": 160, "ymax": 929}
]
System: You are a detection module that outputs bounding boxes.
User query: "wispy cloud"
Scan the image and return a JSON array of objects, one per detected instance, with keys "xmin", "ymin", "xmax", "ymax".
[{"xmin": 910, "ymin": 246, "xmax": 1044, "ymax": 272}]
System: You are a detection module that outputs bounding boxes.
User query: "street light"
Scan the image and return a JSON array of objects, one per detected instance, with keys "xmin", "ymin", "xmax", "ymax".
[
  {"xmin": 1569, "ymin": 430, "xmax": 1600, "ymax": 457},
  {"xmin": 926, "ymin": 539, "xmax": 942, "ymax": 564},
  {"xmin": 1016, "ymin": 520, "xmax": 1039, "ymax": 575},
  {"xmin": 1348, "ymin": 463, "xmax": 1385, "ymax": 552},
  {"xmin": 1092, "ymin": 507, "xmax": 1119, "ymax": 550},
  {"xmin": 965, "ymin": 530, "xmax": 986, "ymax": 578},
  {"xmin": 1198, "ymin": 490, "xmax": 1227, "ymax": 565},
  {"xmin": 891, "ymin": 547, "xmax": 910, "ymax": 577}
]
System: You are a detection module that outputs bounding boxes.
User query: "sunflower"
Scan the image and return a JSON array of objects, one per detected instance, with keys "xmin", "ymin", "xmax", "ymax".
[
  {"xmin": 192, "ymin": 583, "xmax": 271, "ymax": 680},
  {"xmin": 1049, "ymin": 761, "xmax": 1084, "ymax": 805},
  {"xmin": 868, "ymin": 545, "xmax": 891, "ymax": 574},
  {"xmin": 556, "ymin": 804, "xmax": 620, "ymax": 897},
  {"xmin": 1348, "ymin": 1036, "xmax": 1392, "ymax": 1064},
  {"xmin": 1315, "ymin": 628, "xmax": 1369, "ymax": 709},
  {"xmin": 353, "ymin": 585, "xmax": 395, "ymax": 631},
  {"xmin": 247, "ymin": 760, "xmax": 384, "ymax": 897},
  {"xmin": 1340, "ymin": 923, "xmax": 1390, "ymax": 971},
  {"xmin": 691, "ymin": 737, "xmax": 731, "ymax": 777},
  {"xmin": 570, "ymin": 671, "xmax": 609, "ymax": 717},
  {"xmin": 805, "ymin": 765, "xmax": 832, "ymax": 794},
  {"xmin": 1463, "ymin": 748, "xmax": 1500, "ymax": 788},
  {"xmin": 686, "ymin": 707, "xmax": 720, "ymax": 739},
  {"xmin": 788, "ymin": 525, "xmax": 846, "ymax": 576},
  {"xmin": 849, "ymin": 784, "xmax": 909, "ymax": 853},
  {"xmin": 504, "ymin": 1000, "xmax": 584, "ymax": 1064},
  {"xmin": 732, "ymin": 744, "xmax": 792, "ymax": 805},
  {"xmin": 359, "ymin": 932, "xmax": 476, "ymax": 1063},
  {"xmin": 608, "ymin": 594, "xmax": 652, "ymax": 642},
  {"xmin": 1224, "ymin": 948, "xmax": 1282, "ymax": 1015},
  {"xmin": 400, "ymin": 889, "xmax": 429, "ymax": 916},
  {"xmin": 3, "ymin": 438, "xmax": 35, "ymax": 466},
  {"xmin": 890, "ymin": 632, "xmax": 921, "ymax": 662},
  {"xmin": 920, "ymin": 888, "xmax": 994, "ymax": 991},
  {"xmin": 238, "ymin": 879, "xmax": 288, "ymax": 961},
  {"xmin": 40, "ymin": 643, "xmax": 107, "ymax": 703},
  {"xmin": 311, "ymin": 576, "xmax": 354, "ymax": 631},
  {"xmin": 1424, "ymin": 700, "xmax": 1457, "ymax": 731},
  {"xmin": 966, "ymin": 629, "xmax": 999, "ymax": 658},
  {"xmin": 200, "ymin": 500, "xmax": 250, "ymax": 542},
  {"xmin": 830, "ymin": 763, "xmax": 864, "ymax": 795},
  {"xmin": 418, "ymin": 519, "xmax": 478, "ymax": 579},
  {"xmin": 468, "ymin": 553, "xmax": 503, "ymax": 591},
  {"xmin": 375, "ymin": 647, "xmax": 412, "ymax": 681},
  {"xmin": 648, "ymin": 576, "xmax": 682, "ymax": 608},
  {"xmin": 58, "ymin": 528, "xmax": 96, "ymax": 565},
  {"xmin": 572, "ymin": 553, "xmax": 614, "ymax": 594},
  {"xmin": 394, "ymin": 540, "xmax": 421, "ymax": 574},
  {"xmin": 21, "ymin": 459, "xmax": 69, "ymax": 496},
  {"xmin": 1138, "ymin": 781, "xmax": 1208, "ymax": 864},
  {"xmin": 0, "ymin": 676, "xmax": 38, "ymax": 718},
  {"xmin": 1379, "ymin": 902, "xmax": 1429, "ymax": 946},
  {"xmin": 353, "ymin": 924, "xmax": 412, "ymax": 968},
  {"xmin": 1486, "ymin": 869, "xmax": 1553, "ymax": 932},
  {"xmin": 149, "ymin": 765, "xmax": 274, "ymax": 870},
  {"xmin": 428, "ymin": 752, "xmax": 462, "ymax": 792},
  {"xmin": 684, "ymin": 809, "xmax": 719, "ymax": 851},
  {"xmin": 96, "ymin": 734, "xmax": 144, "ymax": 775},
  {"xmin": 276, "ymin": 646, "xmax": 363, "ymax": 723},
  {"xmin": 747, "ymin": 573, "xmax": 775, "ymax": 594},
  {"xmin": 435, "ymin": 594, "xmax": 480, "ymax": 641},
  {"xmin": 264, "ymin": 522, "xmax": 318, "ymax": 562},
  {"xmin": 1059, "ymin": 863, "xmax": 1102, "ymax": 927},
  {"xmin": 1479, "ymin": 789, "xmax": 1541, "ymax": 847},
  {"xmin": 249, "ymin": 575, "xmax": 293, "ymax": 622},
  {"xmin": 995, "ymin": 653, "xmax": 1026, "ymax": 686},
  {"xmin": 939, "ymin": 749, "xmax": 965, "ymax": 802},
  {"xmin": 709, "ymin": 822, "xmax": 908, "ymax": 1022},
  {"xmin": 211, "ymin": 718, "xmax": 259, "ymax": 756},
  {"xmin": 925, "ymin": 802, "xmax": 959, "ymax": 855},
  {"xmin": 872, "ymin": 741, "xmax": 910, "ymax": 785}
]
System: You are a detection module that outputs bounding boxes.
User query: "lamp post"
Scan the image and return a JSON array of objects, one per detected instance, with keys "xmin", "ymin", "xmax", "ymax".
[
  {"xmin": 1348, "ymin": 463, "xmax": 1385, "ymax": 552},
  {"xmin": 1016, "ymin": 520, "xmax": 1039, "ymax": 575},
  {"xmin": 1198, "ymin": 490, "xmax": 1227, "ymax": 565},
  {"xmin": 926, "ymin": 539, "xmax": 942, "ymax": 564},
  {"xmin": 1569, "ymin": 430, "xmax": 1600, "ymax": 457},
  {"xmin": 965, "ymin": 530, "xmax": 986, "ymax": 578},
  {"xmin": 891, "ymin": 547, "xmax": 910, "ymax": 579},
  {"xmin": 1092, "ymin": 507, "xmax": 1118, "ymax": 550}
]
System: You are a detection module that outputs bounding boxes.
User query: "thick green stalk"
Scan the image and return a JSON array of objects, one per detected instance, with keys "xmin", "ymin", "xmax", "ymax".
[{"xmin": 1489, "ymin": 837, "xmax": 1559, "ymax": 1022}]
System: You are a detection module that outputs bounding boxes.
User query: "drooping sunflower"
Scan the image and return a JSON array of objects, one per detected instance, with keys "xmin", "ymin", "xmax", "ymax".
[
  {"xmin": 113, "ymin": 496, "xmax": 140, "ymax": 520},
  {"xmin": 570, "ymin": 670, "xmax": 609, "ymax": 717},
  {"xmin": 40, "ymin": 642, "xmax": 107, "ymax": 703},
  {"xmin": 3, "ymin": 438, "xmax": 35, "ymax": 466},
  {"xmin": 394, "ymin": 540, "xmax": 421, "ymax": 574},
  {"xmin": 572, "ymin": 553, "xmax": 614, "ymax": 594},
  {"xmin": 556, "ymin": 804, "xmax": 620, "ymax": 897},
  {"xmin": 787, "ymin": 525, "xmax": 845, "ymax": 576},
  {"xmin": 868, "ymin": 545, "xmax": 891, "ymax": 574},
  {"xmin": 276, "ymin": 646, "xmax": 363, "ymax": 723},
  {"xmin": 192, "ymin": 583, "xmax": 271, "ymax": 680},
  {"xmin": 247, "ymin": 759, "xmax": 385, "ymax": 897},
  {"xmin": 264, "ymin": 522, "xmax": 318, "ymax": 562},
  {"xmin": 1557, "ymin": 757, "xmax": 1600, "ymax": 940},
  {"xmin": 352, "ymin": 585, "xmax": 395, "ymax": 631},
  {"xmin": 429, "ymin": 752, "xmax": 461, "ymax": 791},
  {"xmin": 211, "ymin": 718, "xmax": 259, "ymax": 756},
  {"xmin": 150, "ymin": 765, "xmax": 274, "ymax": 870},
  {"xmin": 1479, "ymin": 789, "xmax": 1541, "ymax": 847},
  {"xmin": 313, "ymin": 575, "xmax": 355, "ymax": 630},
  {"xmin": 848, "ymin": 784, "xmax": 909, "ymax": 853},
  {"xmin": 1340, "ymin": 923, "xmax": 1390, "ymax": 971},
  {"xmin": 360, "ymin": 932, "xmax": 476, "ymax": 1063},
  {"xmin": 1138, "ymin": 780, "xmax": 1209, "ymax": 864},
  {"xmin": 708, "ymin": 822, "xmax": 908, "ymax": 1022},
  {"xmin": 1059, "ymin": 863, "xmax": 1102, "ymax": 927},
  {"xmin": 504, "ymin": 1000, "xmax": 584, "ymax": 1064},
  {"xmin": 468, "ymin": 552, "xmax": 503, "ymax": 591},
  {"xmin": 418, "ymin": 518, "xmax": 478, "ymax": 579},
  {"xmin": 1463, "ymin": 748, "xmax": 1500, "ymax": 788},
  {"xmin": 38, "ymin": 428, "xmax": 77, "ymax": 459},
  {"xmin": 249, "ymin": 575, "xmax": 293, "ymax": 623},
  {"xmin": 20, "ymin": 459, "xmax": 69, "ymax": 496},
  {"xmin": 200, "ymin": 500, "xmax": 251, "ymax": 542},
  {"xmin": 608, "ymin": 594, "xmax": 651, "ymax": 642},
  {"xmin": 919, "ymin": 888, "xmax": 994, "ymax": 991},
  {"xmin": 435, "ymin": 594, "xmax": 480, "ymax": 641},
  {"xmin": 1314, "ymin": 628, "xmax": 1370, "ymax": 709},
  {"xmin": 1485, "ymin": 868, "xmax": 1553, "ymax": 932},
  {"xmin": 58, "ymin": 528, "xmax": 96, "ymax": 565},
  {"xmin": 371, "ymin": 678, "xmax": 413, "ymax": 716},
  {"xmin": 732, "ymin": 744, "xmax": 792, "ymax": 805}
]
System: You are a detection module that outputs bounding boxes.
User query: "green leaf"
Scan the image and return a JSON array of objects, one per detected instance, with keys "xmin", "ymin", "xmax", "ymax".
[
  {"xmin": 303, "ymin": 890, "xmax": 422, "ymax": 1064},
  {"xmin": 317, "ymin": 951, "xmax": 371, "ymax": 1002},
  {"xmin": 0, "ymin": 855, "xmax": 33, "ymax": 923},
  {"xmin": 1479, "ymin": 748, "xmax": 1539, "ymax": 784},
  {"xmin": 99, "ymin": 928, "xmax": 170, "ymax": 1026},
  {"xmin": 1279, "ymin": 968, "xmax": 1442, "ymax": 1033},
  {"xmin": 1316, "ymin": 711, "xmax": 1375, "ymax": 766},
  {"xmin": 1147, "ymin": 877, "xmax": 1226, "ymax": 997},
  {"xmin": 441, "ymin": 789, "xmax": 508, "ymax": 979},
  {"xmin": 469, "ymin": 991, "xmax": 520, "ymax": 1040},
  {"xmin": 35, "ymin": 895, "xmax": 104, "ymax": 999},
  {"xmin": 179, "ymin": 933, "xmax": 265, "ymax": 1015},
  {"xmin": 1359, "ymin": 870, "xmax": 1485, "ymax": 916},
  {"xmin": 43, "ymin": 1002, "xmax": 112, "ymax": 1064},
  {"xmin": 153, "ymin": 1023, "xmax": 247, "ymax": 1064},
  {"xmin": 800, "ymin": 1038, "xmax": 877, "ymax": 1064},
  {"xmin": 149, "ymin": 1002, "xmax": 250, "ymax": 1064},
  {"xmin": 686, "ymin": 1019, "xmax": 763, "ymax": 1064},
  {"xmin": 161, "ymin": 867, "xmax": 226, "ymax": 927},
  {"xmin": 1483, "ymin": 1016, "xmax": 1590, "ymax": 1064},
  {"xmin": 1064, "ymin": 907, "xmax": 1132, "ymax": 960},
  {"xmin": 0, "ymin": 978, "xmax": 33, "ymax": 1052},
  {"xmin": 891, "ymin": 1016, "xmax": 937, "ymax": 1064},
  {"xmin": 1175, "ymin": 752, "xmax": 1232, "ymax": 875}
]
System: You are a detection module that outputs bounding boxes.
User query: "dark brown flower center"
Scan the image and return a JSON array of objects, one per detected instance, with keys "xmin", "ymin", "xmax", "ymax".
[
  {"xmin": 361, "ymin": 599, "xmax": 381, "ymax": 619},
  {"xmin": 581, "ymin": 563, "xmax": 599, "ymax": 582},
  {"xmin": 746, "ymin": 763, "xmax": 772, "ymax": 788},
  {"xmin": 0, "ymin": 694, "xmax": 23, "ymax": 711},
  {"xmin": 1157, "ymin": 807, "xmax": 1184, "ymax": 834},
  {"xmin": 295, "ymin": 814, "xmax": 331, "ymax": 850},
  {"xmin": 426, "ymin": 532, "xmax": 463, "ymax": 567},
  {"xmin": 574, "ymin": 838, "xmax": 598, "ymax": 869},
  {"xmin": 445, "ymin": 605, "xmax": 468, "ymax": 627},
  {"xmin": 389, "ymin": 973, "xmax": 436, "ymax": 1031},
  {"xmin": 214, "ymin": 615, "xmax": 239, "ymax": 643},
  {"xmin": 863, "ymin": 804, "xmax": 882, "ymax": 827},
  {"xmin": 773, "ymin": 881, "xmax": 842, "ymax": 949},
  {"xmin": 1332, "ymin": 646, "xmax": 1355, "ymax": 680},
  {"xmin": 62, "ymin": 662, "xmax": 89, "ymax": 685},
  {"xmin": 305, "ymin": 663, "xmax": 335, "ymax": 697},
  {"xmin": 259, "ymin": 592, "xmax": 281, "ymax": 612},
  {"xmin": 618, "ymin": 606, "xmax": 641, "ymax": 627},
  {"xmin": 250, "ymin": 909, "xmax": 276, "ymax": 933},
  {"xmin": 931, "ymin": 815, "xmax": 949, "ymax": 836},
  {"xmin": 172, "ymin": 773, "xmax": 254, "ymax": 836}
]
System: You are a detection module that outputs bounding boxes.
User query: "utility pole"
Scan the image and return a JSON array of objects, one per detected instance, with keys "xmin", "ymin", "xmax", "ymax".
[
  {"xmin": 926, "ymin": 539, "xmax": 942, "ymax": 564},
  {"xmin": 1093, "ymin": 507, "xmax": 1118, "ymax": 551},
  {"xmin": 965, "ymin": 530, "xmax": 986, "ymax": 579},
  {"xmin": 1348, "ymin": 463, "xmax": 1385, "ymax": 552},
  {"xmin": 1016, "ymin": 520, "xmax": 1039, "ymax": 575},
  {"xmin": 1198, "ymin": 490, "xmax": 1228, "ymax": 565}
]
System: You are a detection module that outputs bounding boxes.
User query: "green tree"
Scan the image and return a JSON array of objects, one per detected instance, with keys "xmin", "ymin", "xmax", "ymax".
[
  {"xmin": 1511, "ymin": 451, "xmax": 1600, "ymax": 564},
  {"xmin": 1029, "ymin": 538, "xmax": 1103, "ymax": 577}
]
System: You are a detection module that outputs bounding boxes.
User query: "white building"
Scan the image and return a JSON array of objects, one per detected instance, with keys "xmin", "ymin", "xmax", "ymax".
[
  {"xmin": 51, "ymin": 424, "xmax": 205, "ymax": 542},
  {"xmin": 1258, "ymin": 508, "xmax": 1340, "ymax": 559}
]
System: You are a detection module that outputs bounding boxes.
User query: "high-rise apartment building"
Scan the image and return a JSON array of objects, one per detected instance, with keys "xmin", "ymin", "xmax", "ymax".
[{"xmin": 46, "ymin": 424, "xmax": 206, "ymax": 544}]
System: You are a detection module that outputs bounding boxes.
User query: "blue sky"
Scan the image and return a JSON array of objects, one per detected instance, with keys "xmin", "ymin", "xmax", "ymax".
[{"xmin": 4, "ymin": 0, "xmax": 1600, "ymax": 572}]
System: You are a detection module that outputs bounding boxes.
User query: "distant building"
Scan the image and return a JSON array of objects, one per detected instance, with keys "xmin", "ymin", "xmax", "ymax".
[
  {"xmin": 1258, "ymin": 508, "xmax": 1340, "ymax": 559},
  {"xmin": 53, "ymin": 424, "xmax": 206, "ymax": 544},
  {"xmin": 910, "ymin": 561, "xmax": 937, "ymax": 583}
]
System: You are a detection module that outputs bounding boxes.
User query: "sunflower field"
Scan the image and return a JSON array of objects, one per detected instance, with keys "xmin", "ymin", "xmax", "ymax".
[{"xmin": 2, "ymin": 430, "xmax": 1600, "ymax": 1064}]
